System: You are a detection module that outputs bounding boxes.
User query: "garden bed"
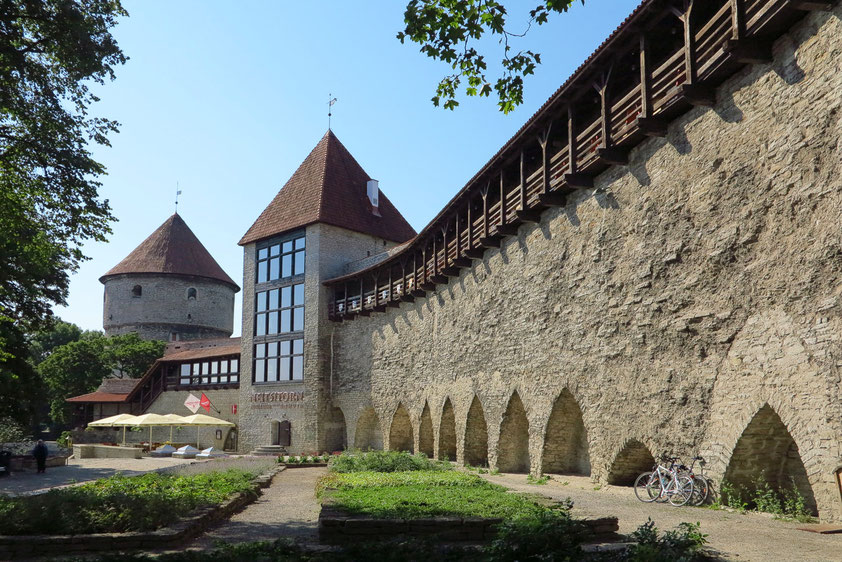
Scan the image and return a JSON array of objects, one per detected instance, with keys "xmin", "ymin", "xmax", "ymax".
[{"xmin": 0, "ymin": 465, "xmax": 283, "ymax": 558}]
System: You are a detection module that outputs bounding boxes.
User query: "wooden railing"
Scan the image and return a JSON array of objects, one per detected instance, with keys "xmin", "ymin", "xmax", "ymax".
[{"xmin": 327, "ymin": 0, "xmax": 810, "ymax": 320}]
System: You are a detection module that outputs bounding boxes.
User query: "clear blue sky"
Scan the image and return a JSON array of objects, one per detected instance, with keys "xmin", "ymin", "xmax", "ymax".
[{"xmin": 55, "ymin": 0, "xmax": 641, "ymax": 335}]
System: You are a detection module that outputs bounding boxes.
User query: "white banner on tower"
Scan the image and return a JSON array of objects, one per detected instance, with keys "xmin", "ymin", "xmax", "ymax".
[{"xmin": 184, "ymin": 393, "xmax": 201, "ymax": 413}]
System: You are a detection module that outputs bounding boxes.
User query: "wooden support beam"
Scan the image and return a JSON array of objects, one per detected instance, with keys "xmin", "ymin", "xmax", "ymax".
[
  {"xmin": 564, "ymin": 173, "xmax": 594, "ymax": 189},
  {"xmin": 730, "ymin": 0, "xmax": 745, "ymax": 39},
  {"xmin": 387, "ymin": 300, "xmax": 401, "ymax": 309},
  {"xmin": 441, "ymin": 266, "xmax": 461, "ymax": 276},
  {"xmin": 635, "ymin": 116, "xmax": 668, "ymax": 137},
  {"xmin": 410, "ymin": 289, "xmax": 426, "ymax": 298},
  {"xmin": 679, "ymin": 83, "xmax": 716, "ymax": 106},
  {"xmin": 401, "ymin": 292, "xmax": 416, "ymax": 302},
  {"xmin": 538, "ymin": 192, "xmax": 568, "ymax": 207},
  {"xmin": 519, "ymin": 150, "xmax": 527, "ymax": 210},
  {"xmin": 639, "ymin": 34, "xmax": 651, "ymax": 119},
  {"xmin": 597, "ymin": 147, "xmax": 630, "ymax": 166},
  {"xmin": 672, "ymin": 1, "xmax": 697, "ymax": 85},
  {"xmin": 791, "ymin": 1, "xmax": 834, "ymax": 10},
  {"xmin": 479, "ymin": 234, "xmax": 502, "ymax": 248},
  {"xmin": 567, "ymin": 106, "xmax": 577, "ymax": 175},
  {"xmin": 540, "ymin": 123, "xmax": 552, "ymax": 195},
  {"xmin": 516, "ymin": 208, "xmax": 543, "ymax": 223},
  {"xmin": 465, "ymin": 247, "xmax": 486, "ymax": 259},
  {"xmin": 724, "ymin": 38, "xmax": 773, "ymax": 63},
  {"xmin": 498, "ymin": 223, "xmax": 521, "ymax": 235},
  {"xmin": 453, "ymin": 257, "xmax": 472, "ymax": 267}
]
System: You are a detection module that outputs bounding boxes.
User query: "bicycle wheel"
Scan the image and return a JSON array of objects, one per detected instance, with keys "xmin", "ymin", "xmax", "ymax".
[
  {"xmin": 634, "ymin": 471, "xmax": 659, "ymax": 503},
  {"xmin": 690, "ymin": 475, "xmax": 710, "ymax": 505},
  {"xmin": 669, "ymin": 475, "xmax": 694, "ymax": 506}
]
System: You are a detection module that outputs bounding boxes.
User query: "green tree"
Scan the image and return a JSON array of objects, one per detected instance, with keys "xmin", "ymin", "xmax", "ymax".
[
  {"xmin": 0, "ymin": 322, "xmax": 42, "ymax": 430},
  {"xmin": 105, "ymin": 333, "xmax": 166, "ymax": 378},
  {"xmin": 39, "ymin": 334, "xmax": 111, "ymax": 425},
  {"xmin": 39, "ymin": 332, "xmax": 165, "ymax": 425},
  {"xmin": 0, "ymin": 0, "xmax": 127, "ymax": 358},
  {"xmin": 27, "ymin": 318, "xmax": 84, "ymax": 364},
  {"xmin": 399, "ymin": 0, "xmax": 583, "ymax": 113}
]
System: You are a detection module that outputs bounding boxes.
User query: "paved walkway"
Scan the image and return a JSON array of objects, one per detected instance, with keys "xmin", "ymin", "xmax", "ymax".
[
  {"xmin": 484, "ymin": 472, "xmax": 842, "ymax": 562},
  {"xmin": 0, "ymin": 457, "xmax": 206, "ymax": 496},
  {"xmin": 188, "ymin": 466, "xmax": 326, "ymax": 548}
]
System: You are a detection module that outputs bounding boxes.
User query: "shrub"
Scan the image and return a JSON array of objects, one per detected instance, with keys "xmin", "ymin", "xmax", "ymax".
[
  {"xmin": 626, "ymin": 519, "xmax": 708, "ymax": 561},
  {"xmin": 0, "ymin": 417, "xmax": 31, "ymax": 443},
  {"xmin": 485, "ymin": 508, "xmax": 584, "ymax": 561},
  {"xmin": 329, "ymin": 450, "xmax": 450, "ymax": 473},
  {"xmin": 0, "ymin": 469, "xmax": 256, "ymax": 535}
]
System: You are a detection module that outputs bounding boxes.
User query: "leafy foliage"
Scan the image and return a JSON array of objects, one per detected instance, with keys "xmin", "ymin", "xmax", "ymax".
[
  {"xmin": 0, "ymin": 415, "xmax": 31, "ymax": 442},
  {"xmin": 38, "ymin": 331, "xmax": 164, "ymax": 425},
  {"xmin": 328, "ymin": 450, "xmax": 451, "ymax": 473},
  {"xmin": 318, "ymin": 469, "xmax": 546, "ymax": 520},
  {"xmin": 0, "ymin": 469, "xmax": 256, "ymax": 535},
  {"xmin": 398, "ymin": 0, "xmax": 583, "ymax": 112},
  {"xmin": 0, "ymin": 0, "xmax": 126, "ymax": 346},
  {"xmin": 625, "ymin": 519, "xmax": 708, "ymax": 562},
  {"xmin": 486, "ymin": 508, "xmax": 584, "ymax": 561},
  {"xmin": 718, "ymin": 476, "xmax": 815, "ymax": 522}
]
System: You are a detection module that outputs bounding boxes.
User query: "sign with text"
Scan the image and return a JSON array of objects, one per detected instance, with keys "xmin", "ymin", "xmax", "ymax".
[
  {"xmin": 200, "ymin": 393, "xmax": 211, "ymax": 413},
  {"xmin": 184, "ymin": 393, "xmax": 201, "ymax": 413},
  {"xmin": 249, "ymin": 391, "xmax": 305, "ymax": 403}
]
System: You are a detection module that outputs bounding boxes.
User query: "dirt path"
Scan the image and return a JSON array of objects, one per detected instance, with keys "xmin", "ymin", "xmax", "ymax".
[
  {"xmin": 188, "ymin": 466, "xmax": 326, "ymax": 548},
  {"xmin": 484, "ymin": 472, "xmax": 841, "ymax": 562}
]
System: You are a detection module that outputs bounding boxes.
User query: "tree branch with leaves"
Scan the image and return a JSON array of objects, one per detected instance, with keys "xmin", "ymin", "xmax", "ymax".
[{"xmin": 398, "ymin": 0, "xmax": 583, "ymax": 113}]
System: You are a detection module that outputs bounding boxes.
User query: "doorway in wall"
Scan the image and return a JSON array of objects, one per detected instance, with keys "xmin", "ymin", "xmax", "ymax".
[{"xmin": 271, "ymin": 420, "xmax": 291, "ymax": 447}]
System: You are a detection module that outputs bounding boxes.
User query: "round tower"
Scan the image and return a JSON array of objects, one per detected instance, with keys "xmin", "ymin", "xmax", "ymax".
[{"xmin": 100, "ymin": 213, "xmax": 240, "ymax": 342}]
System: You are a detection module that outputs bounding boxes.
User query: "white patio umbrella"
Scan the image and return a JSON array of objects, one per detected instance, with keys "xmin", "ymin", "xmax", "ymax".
[
  {"xmin": 130, "ymin": 413, "xmax": 180, "ymax": 447},
  {"xmin": 87, "ymin": 413, "xmax": 141, "ymax": 444},
  {"xmin": 161, "ymin": 414, "xmax": 188, "ymax": 443},
  {"xmin": 178, "ymin": 414, "xmax": 235, "ymax": 448}
]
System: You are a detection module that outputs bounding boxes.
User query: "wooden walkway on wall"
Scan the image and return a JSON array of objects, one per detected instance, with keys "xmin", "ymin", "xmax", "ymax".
[{"xmin": 326, "ymin": 0, "xmax": 834, "ymax": 321}]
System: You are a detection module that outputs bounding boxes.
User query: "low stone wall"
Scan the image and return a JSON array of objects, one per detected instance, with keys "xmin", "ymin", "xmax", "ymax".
[
  {"xmin": 319, "ymin": 507, "xmax": 618, "ymax": 543},
  {"xmin": 9, "ymin": 455, "xmax": 68, "ymax": 472},
  {"xmin": 74, "ymin": 444, "xmax": 143, "ymax": 459},
  {"xmin": 0, "ymin": 466, "xmax": 283, "ymax": 558}
]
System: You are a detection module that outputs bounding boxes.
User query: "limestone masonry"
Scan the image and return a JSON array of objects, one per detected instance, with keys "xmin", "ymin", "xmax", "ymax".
[{"xmin": 93, "ymin": 2, "xmax": 842, "ymax": 522}]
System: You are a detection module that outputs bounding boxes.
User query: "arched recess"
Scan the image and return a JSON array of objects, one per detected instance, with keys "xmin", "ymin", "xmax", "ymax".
[
  {"xmin": 354, "ymin": 407, "xmax": 383, "ymax": 451},
  {"xmin": 542, "ymin": 389, "xmax": 591, "ymax": 476},
  {"xmin": 389, "ymin": 403, "xmax": 414, "ymax": 452},
  {"xmin": 419, "ymin": 403, "xmax": 434, "ymax": 457},
  {"xmin": 324, "ymin": 406, "xmax": 347, "ymax": 452},
  {"xmin": 607, "ymin": 439, "xmax": 655, "ymax": 486},
  {"xmin": 438, "ymin": 398, "xmax": 457, "ymax": 462},
  {"xmin": 724, "ymin": 404, "xmax": 817, "ymax": 515},
  {"xmin": 464, "ymin": 396, "xmax": 488, "ymax": 467},
  {"xmin": 497, "ymin": 391, "xmax": 530, "ymax": 473}
]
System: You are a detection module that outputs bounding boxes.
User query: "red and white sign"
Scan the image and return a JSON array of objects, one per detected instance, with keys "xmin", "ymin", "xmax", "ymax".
[
  {"xmin": 200, "ymin": 393, "xmax": 212, "ymax": 413},
  {"xmin": 231, "ymin": 404, "xmax": 238, "ymax": 414},
  {"xmin": 184, "ymin": 393, "xmax": 201, "ymax": 414}
]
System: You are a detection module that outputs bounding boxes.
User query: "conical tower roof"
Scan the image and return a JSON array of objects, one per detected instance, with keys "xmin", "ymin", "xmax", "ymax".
[
  {"xmin": 100, "ymin": 213, "xmax": 239, "ymax": 290},
  {"xmin": 239, "ymin": 130, "xmax": 416, "ymax": 245}
]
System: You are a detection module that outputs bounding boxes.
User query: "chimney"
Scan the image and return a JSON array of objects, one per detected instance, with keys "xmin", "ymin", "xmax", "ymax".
[{"xmin": 366, "ymin": 179, "xmax": 380, "ymax": 214}]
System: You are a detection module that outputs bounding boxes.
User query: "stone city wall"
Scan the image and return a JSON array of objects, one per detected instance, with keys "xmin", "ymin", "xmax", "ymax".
[{"xmin": 329, "ymin": 9, "xmax": 842, "ymax": 521}]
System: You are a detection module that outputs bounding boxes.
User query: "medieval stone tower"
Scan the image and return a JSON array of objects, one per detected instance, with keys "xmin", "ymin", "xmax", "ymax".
[{"xmin": 100, "ymin": 213, "xmax": 240, "ymax": 342}]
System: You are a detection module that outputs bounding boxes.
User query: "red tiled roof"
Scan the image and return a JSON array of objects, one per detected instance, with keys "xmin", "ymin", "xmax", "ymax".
[
  {"xmin": 100, "ymin": 214, "xmax": 240, "ymax": 290},
  {"xmin": 160, "ymin": 344, "xmax": 241, "ymax": 362},
  {"xmin": 239, "ymin": 130, "xmax": 417, "ymax": 245},
  {"xmin": 67, "ymin": 392, "xmax": 130, "ymax": 403}
]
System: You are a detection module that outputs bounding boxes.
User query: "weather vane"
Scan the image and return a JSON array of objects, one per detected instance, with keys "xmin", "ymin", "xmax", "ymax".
[
  {"xmin": 328, "ymin": 94, "xmax": 337, "ymax": 130},
  {"xmin": 175, "ymin": 182, "xmax": 182, "ymax": 214}
]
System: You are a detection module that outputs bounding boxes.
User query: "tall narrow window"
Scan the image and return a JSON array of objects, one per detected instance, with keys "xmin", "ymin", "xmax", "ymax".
[
  {"xmin": 187, "ymin": 288, "xmax": 197, "ymax": 300},
  {"xmin": 132, "ymin": 285, "xmax": 142, "ymax": 297},
  {"xmin": 256, "ymin": 235, "xmax": 305, "ymax": 282}
]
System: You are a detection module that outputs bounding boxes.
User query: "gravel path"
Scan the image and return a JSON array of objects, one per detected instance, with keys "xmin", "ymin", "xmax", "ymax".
[
  {"xmin": 484, "ymin": 472, "xmax": 842, "ymax": 562},
  {"xmin": 188, "ymin": 466, "xmax": 326, "ymax": 548}
]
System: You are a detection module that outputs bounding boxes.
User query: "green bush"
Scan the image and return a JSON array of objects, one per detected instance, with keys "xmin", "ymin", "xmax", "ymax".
[
  {"xmin": 0, "ymin": 469, "xmax": 256, "ymax": 535},
  {"xmin": 625, "ymin": 519, "xmax": 708, "ymax": 561},
  {"xmin": 718, "ymin": 476, "xmax": 815, "ymax": 522},
  {"xmin": 485, "ymin": 508, "xmax": 584, "ymax": 561},
  {"xmin": 328, "ymin": 450, "xmax": 450, "ymax": 473}
]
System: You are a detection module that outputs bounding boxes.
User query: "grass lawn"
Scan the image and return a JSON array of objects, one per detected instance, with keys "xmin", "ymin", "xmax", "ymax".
[
  {"xmin": 317, "ymin": 469, "xmax": 546, "ymax": 520},
  {"xmin": 0, "ymin": 469, "xmax": 257, "ymax": 535}
]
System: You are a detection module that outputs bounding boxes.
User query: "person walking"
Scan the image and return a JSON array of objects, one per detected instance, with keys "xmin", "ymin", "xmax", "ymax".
[{"xmin": 32, "ymin": 440, "xmax": 48, "ymax": 474}]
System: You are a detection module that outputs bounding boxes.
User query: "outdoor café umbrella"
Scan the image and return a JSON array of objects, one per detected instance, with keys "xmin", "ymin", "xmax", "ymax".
[
  {"xmin": 161, "ymin": 414, "xmax": 188, "ymax": 443},
  {"xmin": 87, "ymin": 413, "xmax": 141, "ymax": 445},
  {"xmin": 178, "ymin": 413, "xmax": 235, "ymax": 448},
  {"xmin": 130, "ymin": 413, "xmax": 180, "ymax": 446}
]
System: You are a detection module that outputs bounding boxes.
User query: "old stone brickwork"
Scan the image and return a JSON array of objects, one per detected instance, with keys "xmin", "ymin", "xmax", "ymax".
[
  {"xmin": 324, "ymin": 8, "xmax": 842, "ymax": 521},
  {"xmin": 103, "ymin": 274, "xmax": 236, "ymax": 341}
]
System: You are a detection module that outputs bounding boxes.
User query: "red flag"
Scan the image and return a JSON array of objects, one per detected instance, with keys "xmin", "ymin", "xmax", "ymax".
[{"xmin": 200, "ymin": 393, "xmax": 211, "ymax": 413}]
